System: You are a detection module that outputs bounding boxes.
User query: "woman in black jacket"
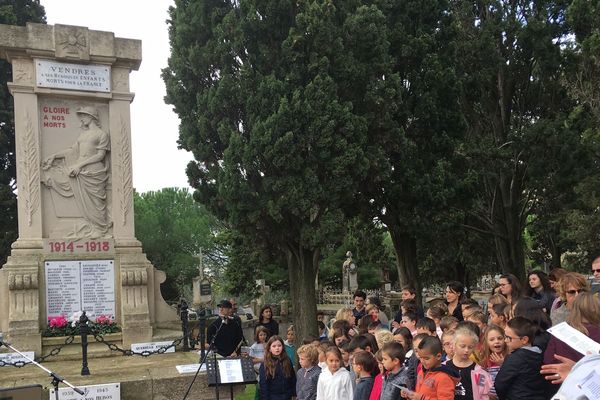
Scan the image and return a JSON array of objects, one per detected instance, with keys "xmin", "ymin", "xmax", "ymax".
[
  {"xmin": 526, "ymin": 270, "xmax": 555, "ymax": 314},
  {"xmin": 257, "ymin": 305, "xmax": 279, "ymax": 338}
]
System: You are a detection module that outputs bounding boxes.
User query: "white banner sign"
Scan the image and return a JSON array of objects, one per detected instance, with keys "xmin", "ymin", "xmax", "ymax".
[
  {"xmin": 0, "ymin": 351, "xmax": 35, "ymax": 366},
  {"xmin": 131, "ymin": 341, "xmax": 175, "ymax": 354},
  {"xmin": 36, "ymin": 59, "xmax": 111, "ymax": 92},
  {"xmin": 50, "ymin": 382, "xmax": 120, "ymax": 400}
]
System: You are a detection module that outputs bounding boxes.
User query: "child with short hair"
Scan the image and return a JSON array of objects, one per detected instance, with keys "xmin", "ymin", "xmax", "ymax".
[
  {"xmin": 494, "ymin": 317, "xmax": 552, "ymax": 400},
  {"xmin": 296, "ymin": 344, "xmax": 321, "ymax": 400},
  {"xmin": 352, "ymin": 351, "xmax": 377, "ymax": 400},
  {"xmin": 479, "ymin": 325, "xmax": 507, "ymax": 400},
  {"xmin": 441, "ymin": 329, "xmax": 455, "ymax": 362},
  {"xmin": 416, "ymin": 317, "xmax": 437, "ymax": 337},
  {"xmin": 284, "ymin": 325, "xmax": 296, "ymax": 364},
  {"xmin": 316, "ymin": 346, "xmax": 354, "ymax": 400},
  {"xmin": 427, "ymin": 303, "xmax": 448, "ymax": 338},
  {"xmin": 401, "ymin": 336, "xmax": 459, "ymax": 400},
  {"xmin": 406, "ymin": 333, "xmax": 429, "ymax": 390},
  {"xmin": 259, "ymin": 336, "xmax": 296, "ymax": 400},
  {"xmin": 440, "ymin": 316, "xmax": 459, "ymax": 333},
  {"xmin": 465, "ymin": 311, "xmax": 487, "ymax": 335},
  {"xmin": 445, "ymin": 327, "xmax": 491, "ymax": 400},
  {"xmin": 380, "ymin": 342, "xmax": 409, "ymax": 400}
]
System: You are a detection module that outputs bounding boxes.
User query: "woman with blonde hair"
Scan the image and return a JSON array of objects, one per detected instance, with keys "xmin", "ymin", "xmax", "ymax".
[
  {"xmin": 333, "ymin": 308, "xmax": 357, "ymax": 336},
  {"xmin": 550, "ymin": 272, "xmax": 590, "ymax": 326},
  {"xmin": 545, "ymin": 292, "xmax": 600, "ymax": 364}
]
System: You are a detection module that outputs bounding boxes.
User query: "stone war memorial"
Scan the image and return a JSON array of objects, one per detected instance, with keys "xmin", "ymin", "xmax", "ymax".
[{"xmin": 0, "ymin": 22, "xmax": 179, "ymax": 355}]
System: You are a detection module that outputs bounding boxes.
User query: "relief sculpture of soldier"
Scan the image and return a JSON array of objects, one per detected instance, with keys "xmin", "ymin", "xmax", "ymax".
[{"xmin": 42, "ymin": 106, "xmax": 112, "ymax": 238}]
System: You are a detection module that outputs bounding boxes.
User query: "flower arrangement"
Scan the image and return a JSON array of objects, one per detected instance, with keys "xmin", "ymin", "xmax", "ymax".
[{"xmin": 42, "ymin": 312, "xmax": 121, "ymax": 337}]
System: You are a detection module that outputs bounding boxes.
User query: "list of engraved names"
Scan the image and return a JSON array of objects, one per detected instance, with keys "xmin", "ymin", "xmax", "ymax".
[{"xmin": 45, "ymin": 260, "xmax": 115, "ymax": 319}]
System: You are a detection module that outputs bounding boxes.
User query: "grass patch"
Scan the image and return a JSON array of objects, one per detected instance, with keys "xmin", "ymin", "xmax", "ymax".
[{"xmin": 235, "ymin": 384, "xmax": 257, "ymax": 400}]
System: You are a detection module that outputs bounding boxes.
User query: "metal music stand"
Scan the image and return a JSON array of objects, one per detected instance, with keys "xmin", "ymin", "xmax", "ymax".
[{"xmin": 207, "ymin": 357, "xmax": 257, "ymax": 400}]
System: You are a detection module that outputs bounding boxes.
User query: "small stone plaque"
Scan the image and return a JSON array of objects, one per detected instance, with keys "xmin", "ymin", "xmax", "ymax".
[
  {"xmin": 50, "ymin": 382, "xmax": 120, "ymax": 400},
  {"xmin": 131, "ymin": 341, "xmax": 175, "ymax": 354},
  {"xmin": 36, "ymin": 59, "xmax": 110, "ymax": 92}
]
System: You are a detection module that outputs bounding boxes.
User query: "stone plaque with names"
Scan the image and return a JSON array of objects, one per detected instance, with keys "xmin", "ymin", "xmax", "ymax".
[
  {"xmin": 36, "ymin": 59, "xmax": 111, "ymax": 92},
  {"xmin": 45, "ymin": 261, "xmax": 81, "ymax": 318},
  {"xmin": 45, "ymin": 260, "xmax": 115, "ymax": 319}
]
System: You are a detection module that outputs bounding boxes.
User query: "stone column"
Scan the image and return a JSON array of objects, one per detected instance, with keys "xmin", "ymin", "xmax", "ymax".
[{"xmin": 2, "ymin": 56, "xmax": 43, "ymax": 353}]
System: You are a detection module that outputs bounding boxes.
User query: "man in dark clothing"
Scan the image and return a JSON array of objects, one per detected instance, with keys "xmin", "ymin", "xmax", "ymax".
[
  {"xmin": 207, "ymin": 299, "xmax": 245, "ymax": 357},
  {"xmin": 352, "ymin": 290, "xmax": 367, "ymax": 321}
]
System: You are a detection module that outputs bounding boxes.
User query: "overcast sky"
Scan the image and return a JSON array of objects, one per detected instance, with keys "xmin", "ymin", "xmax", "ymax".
[{"xmin": 41, "ymin": 0, "xmax": 192, "ymax": 193}]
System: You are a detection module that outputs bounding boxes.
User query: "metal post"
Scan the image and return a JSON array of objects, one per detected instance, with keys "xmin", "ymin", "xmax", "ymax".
[
  {"xmin": 199, "ymin": 307, "xmax": 206, "ymax": 359},
  {"xmin": 79, "ymin": 311, "xmax": 90, "ymax": 376},
  {"xmin": 180, "ymin": 299, "xmax": 190, "ymax": 351}
]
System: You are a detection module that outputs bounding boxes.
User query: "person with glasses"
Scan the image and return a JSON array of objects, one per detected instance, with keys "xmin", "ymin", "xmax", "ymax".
[
  {"xmin": 591, "ymin": 255, "xmax": 600, "ymax": 295},
  {"xmin": 550, "ymin": 272, "xmax": 590, "ymax": 326},
  {"xmin": 495, "ymin": 317, "xmax": 553, "ymax": 400},
  {"xmin": 498, "ymin": 274, "xmax": 523, "ymax": 305}
]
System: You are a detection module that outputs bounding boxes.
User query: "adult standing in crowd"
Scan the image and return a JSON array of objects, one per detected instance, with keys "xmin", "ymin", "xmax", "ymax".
[
  {"xmin": 550, "ymin": 272, "xmax": 590, "ymax": 326},
  {"xmin": 526, "ymin": 271, "xmax": 555, "ymax": 314},
  {"xmin": 352, "ymin": 290, "xmax": 367, "ymax": 321},
  {"xmin": 445, "ymin": 281, "xmax": 465, "ymax": 321},
  {"xmin": 499, "ymin": 274, "xmax": 523, "ymax": 305},
  {"xmin": 545, "ymin": 292, "xmax": 600, "ymax": 364},
  {"xmin": 257, "ymin": 305, "xmax": 279, "ymax": 338},
  {"xmin": 207, "ymin": 299, "xmax": 245, "ymax": 357}
]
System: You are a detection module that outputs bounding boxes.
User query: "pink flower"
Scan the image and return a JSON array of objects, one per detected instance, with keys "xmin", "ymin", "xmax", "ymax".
[
  {"xmin": 95, "ymin": 314, "xmax": 113, "ymax": 325},
  {"xmin": 48, "ymin": 315, "xmax": 68, "ymax": 328}
]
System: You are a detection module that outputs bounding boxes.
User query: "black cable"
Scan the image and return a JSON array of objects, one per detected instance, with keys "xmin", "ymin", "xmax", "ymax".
[{"xmin": 181, "ymin": 316, "xmax": 225, "ymax": 400}]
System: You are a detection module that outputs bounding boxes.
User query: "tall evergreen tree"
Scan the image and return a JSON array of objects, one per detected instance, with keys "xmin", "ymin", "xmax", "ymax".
[
  {"xmin": 163, "ymin": 0, "xmax": 395, "ymax": 341},
  {"xmin": 0, "ymin": 1, "xmax": 46, "ymax": 265},
  {"xmin": 454, "ymin": 0, "xmax": 574, "ymax": 280}
]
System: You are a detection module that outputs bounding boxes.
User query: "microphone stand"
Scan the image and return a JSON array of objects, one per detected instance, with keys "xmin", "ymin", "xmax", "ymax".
[
  {"xmin": 0, "ymin": 336, "xmax": 84, "ymax": 400},
  {"xmin": 181, "ymin": 316, "xmax": 227, "ymax": 400}
]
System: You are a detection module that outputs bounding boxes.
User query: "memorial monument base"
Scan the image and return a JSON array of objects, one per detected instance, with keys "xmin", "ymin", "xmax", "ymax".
[{"xmin": 0, "ymin": 351, "xmax": 245, "ymax": 400}]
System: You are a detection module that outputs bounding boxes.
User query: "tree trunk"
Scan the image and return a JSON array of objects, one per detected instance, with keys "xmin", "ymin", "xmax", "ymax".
[
  {"xmin": 286, "ymin": 245, "xmax": 318, "ymax": 349},
  {"xmin": 388, "ymin": 226, "xmax": 421, "ymax": 304},
  {"xmin": 492, "ymin": 177, "xmax": 526, "ymax": 282}
]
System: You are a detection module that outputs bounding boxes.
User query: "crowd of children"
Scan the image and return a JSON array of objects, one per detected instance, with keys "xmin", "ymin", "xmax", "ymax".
[{"xmin": 246, "ymin": 267, "xmax": 600, "ymax": 400}]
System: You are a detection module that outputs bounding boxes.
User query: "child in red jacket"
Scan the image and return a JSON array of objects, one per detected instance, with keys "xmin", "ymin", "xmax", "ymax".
[{"xmin": 401, "ymin": 336, "xmax": 458, "ymax": 400}]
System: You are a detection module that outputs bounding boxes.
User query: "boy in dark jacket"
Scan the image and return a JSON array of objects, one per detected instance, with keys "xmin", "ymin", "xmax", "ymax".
[
  {"xmin": 494, "ymin": 317, "xmax": 552, "ymax": 400},
  {"xmin": 380, "ymin": 342, "xmax": 409, "ymax": 400}
]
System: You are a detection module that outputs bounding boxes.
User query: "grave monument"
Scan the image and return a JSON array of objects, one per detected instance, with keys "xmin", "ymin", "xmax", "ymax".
[
  {"xmin": 0, "ymin": 22, "xmax": 178, "ymax": 355},
  {"xmin": 342, "ymin": 251, "xmax": 358, "ymax": 293}
]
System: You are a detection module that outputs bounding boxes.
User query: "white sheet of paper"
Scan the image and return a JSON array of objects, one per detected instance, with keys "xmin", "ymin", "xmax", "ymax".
[
  {"xmin": 579, "ymin": 368, "xmax": 600, "ymax": 400},
  {"xmin": 218, "ymin": 359, "xmax": 244, "ymax": 383},
  {"xmin": 547, "ymin": 322, "xmax": 600, "ymax": 356},
  {"xmin": 176, "ymin": 364, "xmax": 206, "ymax": 374}
]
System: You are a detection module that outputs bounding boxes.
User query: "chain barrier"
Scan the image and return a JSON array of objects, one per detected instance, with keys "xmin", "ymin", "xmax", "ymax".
[
  {"xmin": 0, "ymin": 334, "xmax": 75, "ymax": 368},
  {"xmin": 90, "ymin": 329, "xmax": 185, "ymax": 357}
]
